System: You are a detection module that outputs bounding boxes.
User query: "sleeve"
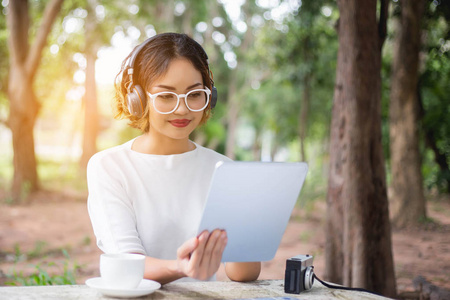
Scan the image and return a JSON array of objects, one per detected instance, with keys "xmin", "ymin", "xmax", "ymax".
[{"xmin": 86, "ymin": 153, "xmax": 146, "ymax": 255}]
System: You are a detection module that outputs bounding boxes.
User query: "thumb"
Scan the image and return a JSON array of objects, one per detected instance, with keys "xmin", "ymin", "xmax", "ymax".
[{"xmin": 177, "ymin": 237, "xmax": 199, "ymax": 259}]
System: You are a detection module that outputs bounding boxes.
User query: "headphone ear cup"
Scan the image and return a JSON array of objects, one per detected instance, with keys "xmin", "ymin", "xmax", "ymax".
[
  {"xmin": 126, "ymin": 85, "xmax": 147, "ymax": 117},
  {"xmin": 211, "ymin": 86, "xmax": 218, "ymax": 109}
]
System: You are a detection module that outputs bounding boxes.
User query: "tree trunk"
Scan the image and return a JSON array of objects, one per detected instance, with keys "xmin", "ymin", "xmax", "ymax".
[
  {"xmin": 6, "ymin": 0, "xmax": 64, "ymax": 202},
  {"xmin": 181, "ymin": 3, "xmax": 193, "ymax": 36},
  {"xmin": 389, "ymin": 0, "xmax": 426, "ymax": 228},
  {"xmin": 298, "ymin": 72, "xmax": 310, "ymax": 162},
  {"xmin": 224, "ymin": 1, "xmax": 254, "ymax": 159},
  {"xmin": 80, "ymin": 0, "xmax": 99, "ymax": 170},
  {"xmin": 252, "ymin": 129, "xmax": 262, "ymax": 161},
  {"xmin": 298, "ymin": 35, "xmax": 312, "ymax": 162},
  {"xmin": 156, "ymin": 0, "xmax": 175, "ymax": 32},
  {"xmin": 225, "ymin": 75, "xmax": 238, "ymax": 159},
  {"xmin": 325, "ymin": 0, "xmax": 396, "ymax": 297},
  {"xmin": 9, "ymin": 68, "xmax": 40, "ymax": 200}
]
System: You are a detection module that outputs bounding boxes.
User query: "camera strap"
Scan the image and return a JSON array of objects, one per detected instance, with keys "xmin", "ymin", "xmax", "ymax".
[{"xmin": 313, "ymin": 273, "xmax": 382, "ymax": 297}]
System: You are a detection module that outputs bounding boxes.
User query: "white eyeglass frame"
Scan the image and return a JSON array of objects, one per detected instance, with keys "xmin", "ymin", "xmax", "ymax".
[{"xmin": 147, "ymin": 87, "xmax": 211, "ymax": 114}]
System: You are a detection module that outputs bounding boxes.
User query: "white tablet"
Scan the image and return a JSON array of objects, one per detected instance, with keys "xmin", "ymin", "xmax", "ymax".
[{"xmin": 197, "ymin": 161, "xmax": 308, "ymax": 262}]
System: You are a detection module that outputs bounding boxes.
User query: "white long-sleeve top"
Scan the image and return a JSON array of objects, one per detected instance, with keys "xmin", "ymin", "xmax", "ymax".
[{"xmin": 87, "ymin": 139, "xmax": 230, "ymax": 261}]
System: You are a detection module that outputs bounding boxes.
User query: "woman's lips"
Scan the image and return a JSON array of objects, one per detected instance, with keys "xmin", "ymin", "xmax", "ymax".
[{"xmin": 169, "ymin": 119, "xmax": 191, "ymax": 128}]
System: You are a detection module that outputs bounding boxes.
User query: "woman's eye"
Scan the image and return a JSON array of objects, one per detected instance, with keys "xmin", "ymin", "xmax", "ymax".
[
  {"xmin": 160, "ymin": 94, "xmax": 175, "ymax": 100},
  {"xmin": 189, "ymin": 92, "xmax": 201, "ymax": 98}
]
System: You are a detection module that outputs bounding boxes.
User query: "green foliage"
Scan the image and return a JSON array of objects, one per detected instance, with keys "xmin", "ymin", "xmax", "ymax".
[
  {"xmin": 420, "ymin": 47, "xmax": 450, "ymax": 192},
  {"xmin": 10, "ymin": 241, "xmax": 54, "ymax": 263},
  {"xmin": 1, "ymin": 0, "xmax": 449, "ymax": 207},
  {"xmin": 299, "ymin": 231, "xmax": 312, "ymax": 242},
  {"xmin": 5, "ymin": 246, "xmax": 80, "ymax": 286},
  {"xmin": 422, "ymin": 148, "xmax": 443, "ymax": 191},
  {"xmin": 0, "ymin": 2, "xmax": 9, "ymax": 111},
  {"xmin": 37, "ymin": 158, "xmax": 87, "ymax": 192},
  {"xmin": 381, "ymin": 0, "xmax": 450, "ymax": 193},
  {"xmin": 116, "ymin": 125, "xmax": 142, "ymax": 145},
  {"xmin": 418, "ymin": 0, "xmax": 450, "ymax": 193},
  {"xmin": 244, "ymin": 0, "xmax": 338, "ymax": 156},
  {"xmin": 5, "ymin": 260, "xmax": 79, "ymax": 286},
  {"xmin": 0, "ymin": 150, "xmax": 12, "ymax": 187},
  {"xmin": 418, "ymin": 215, "xmax": 436, "ymax": 226},
  {"xmin": 82, "ymin": 235, "xmax": 91, "ymax": 246},
  {"xmin": 27, "ymin": 241, "xmax": 48, "ymax": 260}
]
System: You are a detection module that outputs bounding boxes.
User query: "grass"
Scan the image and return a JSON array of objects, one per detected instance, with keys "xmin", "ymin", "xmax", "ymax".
[
  {"xmin": 26, "ymin": 241, "xmax": 48, "ymax": 260},
  {"xmin": 418, "ymin": 215, "xmax": 436, "ymax": 225},
  {"xmin": 0, "ymin": 152, "xmax": 13, "ymax": 193},
  {"xmin": 82, "ymin": 236, "xmax": 91, "ymax": 247},
  {"xmin": 37, "ymin": 158, "xmax": 87, "ymax": 192},
  {"xmin": 0, "ymin": 155, "xmax": 87, "ymax": 205},
  {"xmin": 299, "ymin": 231, "xmax": 312, "ymax": 242},
  {"xmin": 3, "ymin": 242, "xmax": 81, "ymax": 286},
  {"xmin": 5, "ymin": 255, "xmax": 80, "ymax": 286}
]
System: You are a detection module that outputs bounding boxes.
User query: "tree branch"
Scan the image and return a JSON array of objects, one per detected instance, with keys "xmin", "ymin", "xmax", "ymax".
[{"xmin": 25, "ymin": 0, "xmax": 64, "ymax": 79}]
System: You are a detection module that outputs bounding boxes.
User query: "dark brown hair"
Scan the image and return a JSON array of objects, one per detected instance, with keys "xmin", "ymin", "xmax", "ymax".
[{"xmin": 114, "ymin": 33, "xmax": 213, "ymax": 132}]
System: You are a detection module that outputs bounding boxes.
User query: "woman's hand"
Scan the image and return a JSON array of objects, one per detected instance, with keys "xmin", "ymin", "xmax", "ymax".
[{"xmin": 176, "ymin": 229, "xmax": 227, "ymax": 280}]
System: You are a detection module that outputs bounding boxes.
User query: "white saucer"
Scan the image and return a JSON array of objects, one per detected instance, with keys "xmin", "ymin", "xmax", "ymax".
[{"xmin": 85, "ymin": 277, "xmax": 161, "ymax": 298}]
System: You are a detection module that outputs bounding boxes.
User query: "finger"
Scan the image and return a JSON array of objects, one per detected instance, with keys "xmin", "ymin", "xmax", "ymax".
[
  {"xmin": 213, "ymin": 230, "xmax": 228, "ymax": 262},
  {"xmin": 219, "ymin": 230, "xmax": 228, "ymax": 253},
  {"xmin": 217, "ymin": 231, "xmax": 228, "ymax": 264},
  {"xmin": 189, "ymin": 231, "xmax": 209, "ymax": 270},
  {"xmin": 202, "ymin": 230, "xmax": 227, "ymax": 278},
  {"xmin": 177, "ymin": 237, "xmax": 199, "ymax": 260},
  {"xmin": 201, "ymin": 229, "xmax": 224, "ymax": 268}
]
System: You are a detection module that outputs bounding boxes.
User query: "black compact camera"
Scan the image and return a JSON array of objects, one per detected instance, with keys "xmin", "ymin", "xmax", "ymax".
[{"xmin": 284, "ymin": 254, "xmax": 315, "ymax": 294}]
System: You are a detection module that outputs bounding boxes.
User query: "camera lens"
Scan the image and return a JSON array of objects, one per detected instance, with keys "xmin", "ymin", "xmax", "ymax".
[{"xmin": 304, "ymin": 266, "xmax": 315, "ymax": 290}]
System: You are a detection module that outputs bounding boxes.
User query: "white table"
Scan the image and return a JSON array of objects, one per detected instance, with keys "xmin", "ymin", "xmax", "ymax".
[{"xmin": 0, "ymin": 280, "xmax": 391, "ymax": 300}]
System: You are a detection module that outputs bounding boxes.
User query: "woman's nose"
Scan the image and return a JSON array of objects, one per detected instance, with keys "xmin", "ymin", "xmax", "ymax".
[{"xmin": 174, "ymin": 96, "xmax": 189, "ymax": 114}]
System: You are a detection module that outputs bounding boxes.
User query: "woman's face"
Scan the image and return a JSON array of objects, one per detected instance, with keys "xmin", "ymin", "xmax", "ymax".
[{"xmin": 146, "ymin": 58, "xmax": 205, "ymax": 142}]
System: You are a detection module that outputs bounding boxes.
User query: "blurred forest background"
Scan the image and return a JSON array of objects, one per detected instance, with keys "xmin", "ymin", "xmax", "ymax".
[{"xmin": 0, "ymin": 0, "xmax": 449, "ymax": 298}]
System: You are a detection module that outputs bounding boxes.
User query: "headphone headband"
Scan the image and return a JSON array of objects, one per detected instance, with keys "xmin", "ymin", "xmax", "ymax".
[
  {"xmin": 125, "ymin": 33, "xmax": 217, "ymax": 117},
  {"xmin": 127, "ymin": 35, "xmax": 210, "ymax": 73},
  {"xmin": 127, "ymin": 36, "xmax": 157, "ymax": 70}
]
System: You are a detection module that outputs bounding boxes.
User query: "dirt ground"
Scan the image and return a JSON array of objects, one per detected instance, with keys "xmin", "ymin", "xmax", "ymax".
[{"xmin": 0, "ymin": 189, "xmax": 449, "ymax": 298}]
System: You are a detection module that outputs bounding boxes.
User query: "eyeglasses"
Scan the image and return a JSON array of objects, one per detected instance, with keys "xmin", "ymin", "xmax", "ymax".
[{"xmin": 147, "ymin": 87, "xmax": 211, "ymax": 114}]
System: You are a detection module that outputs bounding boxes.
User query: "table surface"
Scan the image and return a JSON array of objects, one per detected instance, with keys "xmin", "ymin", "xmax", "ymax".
[{"xmin": 0, "ymin": 280, "xmax": 391, "ymax": 300}]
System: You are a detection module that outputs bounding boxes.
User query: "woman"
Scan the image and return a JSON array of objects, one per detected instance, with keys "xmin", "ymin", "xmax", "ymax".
[{"xmin": 87, "ymin": 33, "xmax": 261, "ymax": 285}]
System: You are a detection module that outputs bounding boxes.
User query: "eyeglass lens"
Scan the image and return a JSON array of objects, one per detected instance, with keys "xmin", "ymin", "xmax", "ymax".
[{"xmin": 154, "ymin": 90, "xmax": 208, "ymax": 113}]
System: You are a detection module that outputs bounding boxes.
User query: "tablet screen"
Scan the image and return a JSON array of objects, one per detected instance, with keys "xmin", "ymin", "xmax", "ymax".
[{"xmin": 197, "ymin": 161, "xmax": 308, "ymax": 262}]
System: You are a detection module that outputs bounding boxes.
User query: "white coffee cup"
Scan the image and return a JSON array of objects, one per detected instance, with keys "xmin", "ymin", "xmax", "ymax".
[{"xmin": 100, "ymin": 253, "xmax": 145, "ymax": 289}]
